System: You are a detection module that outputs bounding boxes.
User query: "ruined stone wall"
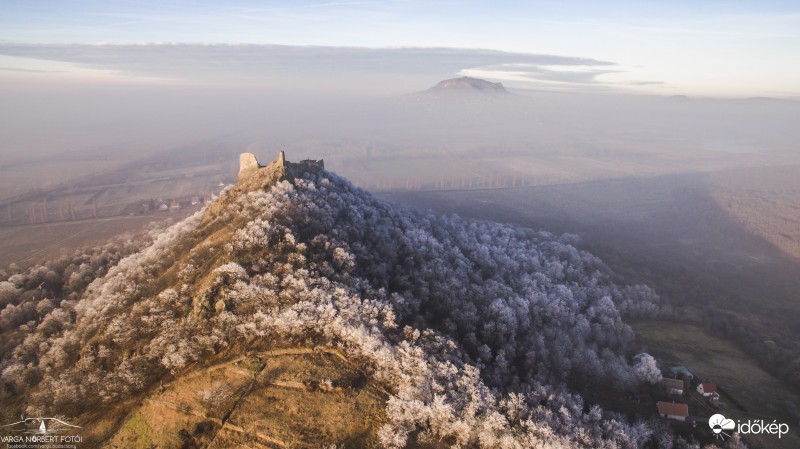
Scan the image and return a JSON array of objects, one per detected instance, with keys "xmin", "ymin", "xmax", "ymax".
[{"xmin": 234, "ymin": 151, "xmax": 324, "ymax": 193}]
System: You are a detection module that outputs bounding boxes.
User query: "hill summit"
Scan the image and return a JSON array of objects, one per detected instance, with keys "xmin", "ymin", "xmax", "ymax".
[
  {"xmin": 426, "ymin": 76, "xmax": 508, "ymax": 95},
  {"xmin": 0, "ymin": 151, "xmax": 666, "ymax": 448}
]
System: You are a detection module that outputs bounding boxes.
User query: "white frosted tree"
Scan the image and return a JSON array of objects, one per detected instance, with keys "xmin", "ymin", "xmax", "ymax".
[{"xmin": 632, "ymin": 353, "xmax": 662, "ymax": 385}]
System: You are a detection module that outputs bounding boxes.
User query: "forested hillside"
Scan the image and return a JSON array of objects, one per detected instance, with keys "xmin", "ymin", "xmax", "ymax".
[{"xmin": 0, "ymin": 155, "xmax": 741, "ymax": 448}]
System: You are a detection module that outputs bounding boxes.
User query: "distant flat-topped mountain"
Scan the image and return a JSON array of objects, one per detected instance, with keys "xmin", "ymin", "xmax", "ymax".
[
  {"xmin": 401, "ymin": 76, "xmax": 515, "ymax": 109},
  {"xmin": 425, "ymin": 76, "xmax": 508, "ymax": 95}
]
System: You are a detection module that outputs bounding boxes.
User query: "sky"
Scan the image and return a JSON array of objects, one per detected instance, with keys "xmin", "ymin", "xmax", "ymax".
[{"xmin": 1, "ymin": 1, "xmax": 800, "ymax": 96}]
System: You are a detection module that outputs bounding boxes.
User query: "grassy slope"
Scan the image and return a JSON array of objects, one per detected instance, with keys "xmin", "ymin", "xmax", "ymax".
[
  {"xmin": 98, "ymin": 348, "xmax": 387, "ymax": 449},
  {"xmin": 80, "ymin": 164, "xmax": 390, "ymax": 448}
]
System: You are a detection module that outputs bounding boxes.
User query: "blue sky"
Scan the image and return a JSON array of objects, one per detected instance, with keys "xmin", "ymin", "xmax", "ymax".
[{"xmin": 1, "ymin": 1, "xmax": 799, "ymax": 97}]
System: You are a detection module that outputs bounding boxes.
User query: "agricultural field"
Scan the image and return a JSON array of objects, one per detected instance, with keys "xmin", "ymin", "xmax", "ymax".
[
  {"xmin": 709, "ymin": 165, "xmax": 800, "ymax": 260},
  {"xmin": 0, "ymin": 159, "xmax": 126, "ymax": 202},
  {"xmin": 0, "ymin": 200, "xmax": 211, "ymax": 270},
  {"xmin": 0, "ymin": 215, "xmax": 167, "ymax": 269},
  {"xmin": 0, "ymin": 149, "xmax": 230, "ymax": 268}
]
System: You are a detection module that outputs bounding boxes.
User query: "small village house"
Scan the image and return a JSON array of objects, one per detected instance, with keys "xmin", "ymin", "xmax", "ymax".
[
  {"xmin": 657, "ymin": 401, "xmax": 689, "ymax": 421},
  {"xmin": 697, "ymin": 382, "xmax": 717, "ymax": 397},
  {"xmin": 697, "ymin": 382, "xmax": 720, "ymax": 405}
]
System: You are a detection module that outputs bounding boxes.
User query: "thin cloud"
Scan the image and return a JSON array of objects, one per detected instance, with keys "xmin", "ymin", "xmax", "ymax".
[
  {"xmin": 458, "ymin": 61, "xmax": 649, "ymax": 91},
  {"xmin": 621, "ymin": 80, "xmax": 666, "ymax": 86},
  {"xmin": 297, "ymin": 1, "xmax": 391, "ymax": 9},
  {"xmin": 0, "ymin": 43, "xmax": 627, "ymax": 91},
  {"xmin": 0, "ymin": 66, "xmax": 67, "ymax": 73}
]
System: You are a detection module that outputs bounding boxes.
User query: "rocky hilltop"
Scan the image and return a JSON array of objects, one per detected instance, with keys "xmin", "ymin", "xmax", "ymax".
[
  {"xmin": 0, "ymin": 152, "xmax": 667, "ymax": 448},
  {"xmin": 427, "ymin": 76, "xmax": 508, "ymax": 95},
  {"xmin": 405, "ymin": 76, "xmax": 515, "ymax": 108}
]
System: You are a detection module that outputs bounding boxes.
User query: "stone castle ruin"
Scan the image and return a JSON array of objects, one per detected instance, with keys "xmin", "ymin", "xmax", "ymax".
[
  {"xmin": 204, "ymin": 151, "xmax": 325, "ymax": 221},
  {"xmin": 237, "ymin": 151, "xmax": 324, "ymax": 185}
]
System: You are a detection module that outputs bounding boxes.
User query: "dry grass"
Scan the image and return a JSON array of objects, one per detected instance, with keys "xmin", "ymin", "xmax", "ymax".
[
  {"xmin": 99, "ymin": 348, "xmax": 387, "ymax": 449},
  {"xmin": 229, "ymin": 352, "xmax": 386, "ymax": 448}
]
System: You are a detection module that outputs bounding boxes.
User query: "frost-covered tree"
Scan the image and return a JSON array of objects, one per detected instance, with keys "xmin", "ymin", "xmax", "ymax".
[
  {"xmin": 632, "ymin": 353, "xmax": 662, "ymax": 385},
  {"xmin": 0, "ymin": 165, "xmax": 670, "ymax": 448}
]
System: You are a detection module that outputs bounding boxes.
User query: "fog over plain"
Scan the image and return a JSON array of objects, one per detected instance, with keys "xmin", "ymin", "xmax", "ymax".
[{"xmin": 1, "ymin": 43, "xmax": 799, "ymax": 199}]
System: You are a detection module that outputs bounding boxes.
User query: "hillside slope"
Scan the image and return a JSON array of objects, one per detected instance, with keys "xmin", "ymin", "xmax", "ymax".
[{"xmin": 1, "ymin": 153, "xmax": 672, "ymax": 448}]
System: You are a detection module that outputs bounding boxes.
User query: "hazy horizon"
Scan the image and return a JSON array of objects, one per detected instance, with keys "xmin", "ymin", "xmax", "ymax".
[
  {"xmin": 2, "ymin": 0, "xmax": 799, "ymax": 253},
  {"xmin": 2, "ymin": 0, "xmax": 800, "ymax": 97},
  {"xmin": 3, "ymin": 1, "xmax": 800, "ymax": 188}
]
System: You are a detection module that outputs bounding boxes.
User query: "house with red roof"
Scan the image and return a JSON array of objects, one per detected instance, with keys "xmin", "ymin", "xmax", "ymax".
[
  {"xmin": 697, "ymin": 381, "xmax": 720, "ymax": 405},
  {"xmin": 657, "ymin": 401, "xmax": 689, "ymax": 421},
  {"xmin": 697, "ymin": 382, "xmax": 717, "ymax": 397}
]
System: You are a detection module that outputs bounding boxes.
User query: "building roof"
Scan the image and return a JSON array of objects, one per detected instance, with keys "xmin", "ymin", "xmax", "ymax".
[
  {"xmin": 668, "ymin": 366, "xmax": 694, "ymax": 378},
  {"xmin": 657, "ymin": 401, "xmax": 689, "ymax": 417},
  {"xmin": 701, "ymin": 382, "xmax": 717, "ymax": 393},
  {"xmin": 662, "ymin": 378, "xmax": 684, "ymax": 390}
]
